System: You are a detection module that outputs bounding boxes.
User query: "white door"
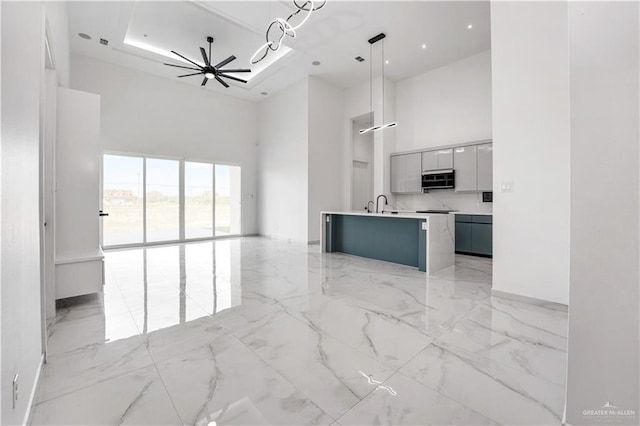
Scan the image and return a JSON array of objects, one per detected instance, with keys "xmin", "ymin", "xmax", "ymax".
[{"xmin": 352, "ymin": 160, "xmax": 370, "ymax": 211}]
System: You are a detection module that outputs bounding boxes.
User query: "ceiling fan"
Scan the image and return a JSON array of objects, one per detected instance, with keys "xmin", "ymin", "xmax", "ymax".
[{"xmin": 164, "ymin": 36, "xmax": 251, "ymax": 88}]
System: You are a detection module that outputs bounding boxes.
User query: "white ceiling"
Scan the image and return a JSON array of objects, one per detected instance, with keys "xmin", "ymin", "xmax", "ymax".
[{"xmin": 68, "ymin": 1, "xmax": 491, "ymax": 101}]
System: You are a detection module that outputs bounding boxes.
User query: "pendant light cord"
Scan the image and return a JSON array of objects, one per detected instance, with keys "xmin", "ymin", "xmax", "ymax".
[
  {"xmin": 382, "ymin": 39, "xmax": 385, "ymax": 125},
  {"xmin": 370, "ymin": 42, "xmax": 373, "ymax": 127}
]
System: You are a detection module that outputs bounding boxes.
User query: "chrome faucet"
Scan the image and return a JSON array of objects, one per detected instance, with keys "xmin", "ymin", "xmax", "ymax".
[
  {"xmin": 376, "ymin": 194, "xmax": 388, "ymax": 213},
  {"xmin": 367, "ymin": 201, "xmax": 375, "ymax": 213}
]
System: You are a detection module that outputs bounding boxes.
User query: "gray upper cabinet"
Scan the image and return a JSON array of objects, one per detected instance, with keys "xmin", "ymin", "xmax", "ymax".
[
  {"xmin": 453, "ymin": 145, "xmax": 478, "ymax": 192},
  {"xmin": 421, "ymin": 148, "xmax": 453, "ymax": 171},
  {"xmin": 421, "ymin": 151, "xmax": 438, "ymax": 171},
  {"xmin": 477, "ymin": 143, "xmax": 493, "ymax": 192},
  {"xmin": 391, "ymin": 152, "xmax": 422, "ymax": 194},
  {"xmin": 391, "ymin": 141, "xmax": 491, "ymax": 193},
  {"xmin": 436, "ymin": 148, "xmax": 453, "ymax": 169}
]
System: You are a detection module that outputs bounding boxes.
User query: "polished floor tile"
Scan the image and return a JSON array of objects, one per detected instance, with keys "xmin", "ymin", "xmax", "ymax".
[
  {"xmin": 154, "ymin": 333, "xmax": 332, "ymax": 425},
  {"xmin": 37, "ymin": 334, "xmax": 153, "ymax": 403},
  {"xmin": 335, "ymin": 372, "xmax": 495, "ymax": 425},
  {"xmin": 400, "ymin": 343, "xmax": 564, "ymax": 424},
  {"xmin": 32, "ymin": 365, "xmax": 182, "ymax": 425},
  {"xmin": 32, "ymin": 238, "xmax": 568, "ymax": 425}
]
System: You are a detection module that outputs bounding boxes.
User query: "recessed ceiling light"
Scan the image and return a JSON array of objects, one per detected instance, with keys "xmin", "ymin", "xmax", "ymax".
[
  {"xmin": 260, "ymin": 92, "xmax": 268, "ymax": 95},
  {"xmin": 312, "ymin": 61, "xmax": 321, "ymax": 66},
  {"xmin": 78, "ymin": 33, "xmax": 91, "ymax": 40},
  {"xmin": 467, "ymin": 24, "xmax": 473, "ymax": 29},
  {"xmin": 143, "ymin": 34, "xmax": 148, "ymax": 38},
  {"xmin": 421, "ymin": 44, "xmax": 427, "ymax": 49},
  {"xmin": 385, "ymin": 60, "xmax": 389, "ymax": 65}
]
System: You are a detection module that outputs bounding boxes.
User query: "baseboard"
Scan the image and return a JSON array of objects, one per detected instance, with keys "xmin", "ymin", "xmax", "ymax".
[
  {"xmin": 455, "ymin": 250, "xmax": 492, "ymax": 258},
  {"xmin": 256, "ymin": 234, "xmax": 314, "ymax": 245},
  {"xmin": 23, "ymin": 353, "xmax": 44, "ymax": 426},
  {"xmin": 491, "ymin": 289, "xmax": 568, "ymax": 311}
]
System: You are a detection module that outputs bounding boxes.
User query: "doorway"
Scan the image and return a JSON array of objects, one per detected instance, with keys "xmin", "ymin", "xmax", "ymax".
[
  {"xmin": 352, "ymin": 161, "xmax": 370, "ymax": 211},
  {"xmin": 351, "ymin": 114, "xmax": 374, "ymax": 210}
]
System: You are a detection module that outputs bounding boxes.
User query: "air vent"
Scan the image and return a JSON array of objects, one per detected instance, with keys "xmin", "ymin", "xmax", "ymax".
[
  {"xmin": 355, "ymin": 56, "xmax": 365, "ymax": 62},
  {"xmin": 99, "ymin": 38, "xmax": 109, "ymax": 46}
]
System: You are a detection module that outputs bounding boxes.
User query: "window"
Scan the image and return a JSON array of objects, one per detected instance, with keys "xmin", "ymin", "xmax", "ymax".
[{"xmin": 102, "ymin": 154, "xmax": 241, "ymax": 247}]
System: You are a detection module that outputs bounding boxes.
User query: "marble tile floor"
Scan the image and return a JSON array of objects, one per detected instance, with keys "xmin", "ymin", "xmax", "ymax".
[{"xmin": 32, "ymin": 237, "xmax": 568, "ymax": 425}]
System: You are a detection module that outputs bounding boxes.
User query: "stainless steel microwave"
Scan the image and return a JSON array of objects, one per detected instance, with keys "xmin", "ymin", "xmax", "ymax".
[{"xmin": 421, "ymin": 169, "xmax": 455, "ymax": 191}]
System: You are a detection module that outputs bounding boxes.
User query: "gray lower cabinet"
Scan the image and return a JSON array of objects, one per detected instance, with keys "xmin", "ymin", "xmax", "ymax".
[
  {"xmin": 471, "ymin": 223, "xmax": 492, "ymax": 256},
  {"xmin": 455, "ymin": 214, "xmax": 492, "ymax": 257},
  {"xmin": 455, "ymin": 222, "xmax": 472, "ymax": 253}
]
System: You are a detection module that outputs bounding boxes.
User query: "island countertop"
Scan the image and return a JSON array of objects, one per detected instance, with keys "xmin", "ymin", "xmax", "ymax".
[{"xmin": 321, "ymin": 210, "xmax": 445, "ymax": 220}]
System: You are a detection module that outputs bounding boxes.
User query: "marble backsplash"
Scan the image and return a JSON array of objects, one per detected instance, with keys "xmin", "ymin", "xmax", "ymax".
[{"xmin": 395, "ymin": 190, "xmax": 493, "ymax": 214}]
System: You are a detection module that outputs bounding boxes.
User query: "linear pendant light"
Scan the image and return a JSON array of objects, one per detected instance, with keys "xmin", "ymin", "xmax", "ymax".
[{"xmin": 360, "ymin": 33, "xmax": 397, "ymax": 134}]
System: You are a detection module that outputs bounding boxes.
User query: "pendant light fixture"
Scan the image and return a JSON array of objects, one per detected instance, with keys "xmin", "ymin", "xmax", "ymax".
[{"xmin": 360, "ymin": 33, "xmax": 397, "ymax": 134}]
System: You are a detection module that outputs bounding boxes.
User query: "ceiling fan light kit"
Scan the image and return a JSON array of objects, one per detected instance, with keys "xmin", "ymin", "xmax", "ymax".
[
  {"xmin": 250, "ymin": 0, "xmax": 327, "ymax": 65},
  {"xmin": 359, "ymin": 32, "xmax": 398, "ymax": 135},
  {"xmin": 164, "ymin": 36, "xmax": 251, "ymax": 88}
]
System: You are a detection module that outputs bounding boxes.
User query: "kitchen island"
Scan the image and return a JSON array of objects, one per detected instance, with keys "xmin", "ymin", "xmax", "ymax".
[{"xmin": 321, "ymin": 211, "xmax": 454, "ymax": 274}]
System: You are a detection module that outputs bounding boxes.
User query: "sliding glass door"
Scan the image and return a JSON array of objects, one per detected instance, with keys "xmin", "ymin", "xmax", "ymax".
[
  {"xmin": 185, "ymin": 162, "xmax": 214, "ymax": 239},
  {"xmin": 103, "ymin": 155, "xmax": 144, "ymax": 246},
  {"xmin": 146, "ymin": 158, "xmax": 180, "ymax": 242},
  {"xmin": 215, "ymin": 164, "xmax": 241, "ymax": 236},
  {"xmin": 102, "ymin": 154, "xmax": 240, "ymax": 247}
]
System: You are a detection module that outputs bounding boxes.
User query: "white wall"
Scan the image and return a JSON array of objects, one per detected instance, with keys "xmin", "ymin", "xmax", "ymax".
[
  {"xmin": 307, "ymin": 76, "xmax": 346, "ymax": 242},
  {"xmin": 565, "ymin": 2, "xmax": 639, "ymax": 423},
  {"xmin": 258, "ymin": 79, "xmax": 309, "ymax": 242},
  {"xmin": 491, "ymin": 2, "xmax": 571, "ymax": 305},
  {"xmin": 393, "ymin": 50, "xmax": 493, "ymax": 214},
  {"xmin": 70, "ymin": 54, "xmax": 259, "ymax": 235},
  {"xmin": 1, "ymin": 2, "xmax": 44, "ymax": 424},
  {"xmin": 396, "ymin": 50, "xmax": 492, "ymax": 151}
]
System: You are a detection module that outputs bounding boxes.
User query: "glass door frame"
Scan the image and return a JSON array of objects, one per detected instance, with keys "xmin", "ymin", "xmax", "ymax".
[{"xmin": 101, "ymin": 150, "xmax": 242, "ymax": 249}]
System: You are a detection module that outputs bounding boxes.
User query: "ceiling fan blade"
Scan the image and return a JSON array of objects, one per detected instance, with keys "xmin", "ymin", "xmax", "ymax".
[
  {"xmin": 215, "ymin": 75, "xmax": 230, "ymax": 88},
  {"xmin": 200, "ymin": 47, "xmax": 209, "ymax": 66},
  {"xmin": 218, "ymin": 69, "xmax": 251, "ymax": 73},
  {"xmin": 171, "ymin": 50, "xmax": 203, "ymax": 69},
  {"xmin": 214, "ymin": 55, "xmax": 236, "ymax": 69},
  {"xmin": 201, "ymin": 77, "xmax": 208, "ymax": 86},
  {"xmin": 177, "ymin": 72, "xmax": 203, "ymax": 78},
  {"xmin": 219, "ymin": 74, "xmax": 247, "ymax": 84},
  {"xmin": 164, "ymin": 63, "xmax": 202, "ymax": 71}
]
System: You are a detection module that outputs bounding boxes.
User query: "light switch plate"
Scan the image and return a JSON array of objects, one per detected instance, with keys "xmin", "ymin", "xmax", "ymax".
[
  {"xmin": 421, "ymin": 222, "xmax": 427, "ymax": 230},
  {"xmin": 501, "ymin": 181, "xmax": 514, "ymax": 192}
]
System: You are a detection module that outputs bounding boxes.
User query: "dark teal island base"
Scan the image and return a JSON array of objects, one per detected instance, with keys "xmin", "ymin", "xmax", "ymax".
[{"xmin": 325, "ymin": 214, "xmax": 427, "ymax": 272}]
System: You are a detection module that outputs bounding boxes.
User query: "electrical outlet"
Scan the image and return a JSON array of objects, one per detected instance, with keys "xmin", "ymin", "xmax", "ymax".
[{"xmin": 12, "ymin": 374, "xmax": 19, "ymax": 409}]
